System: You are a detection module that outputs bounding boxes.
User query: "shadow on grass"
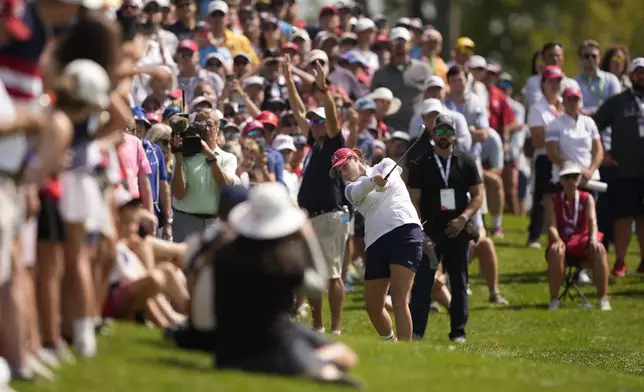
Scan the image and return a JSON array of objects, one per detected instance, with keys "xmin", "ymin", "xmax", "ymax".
[
  {"xmin": 611, "ymin": 289, "xmax": 644, "ymax": 298},
  {"xmin": 149, "ymin": 356, "xmax": 213, "ymax": 373},
  {"xmin": 498, "ymin": 270, "xmax": 546, "ymax": 284},
  {"xmin": 470, "ymin": 303, "xmax": 549, "ymax": 311}
]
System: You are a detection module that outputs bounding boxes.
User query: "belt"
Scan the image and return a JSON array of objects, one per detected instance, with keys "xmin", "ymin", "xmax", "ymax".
[
  {"xmin": 176, "ymin": 210, "xmax": 218, "ymax": 220},
  {"xmin": 309, "ymin": 209, "xmax": 340, "ymax": 218}
]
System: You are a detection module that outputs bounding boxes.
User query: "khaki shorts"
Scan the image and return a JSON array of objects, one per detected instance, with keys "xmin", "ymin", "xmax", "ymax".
[
  {"xmin": 310, "ymin": 211, "xmax": 349, "ymax": 280},
  {"xmin": 0, "ymin": 178, "xmax": 20, "ymax": 285}
]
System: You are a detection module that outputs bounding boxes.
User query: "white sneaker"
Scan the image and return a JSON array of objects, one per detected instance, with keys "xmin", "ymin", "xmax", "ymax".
[
  {"xmin": 297, "ymin": 303, "xmax": 311, "ymax": 318},
  {"xmin": 330, "ymin": 330, "xmax": 342, "ymax": 336},
  {"xmin": 548, "ymin": 298, "xmax": 561, "ymax": 311},
  {"xmin": 35, "ymin": 349, "xmax": 59, "ymax": 369},
  {"xmin": 451, "ymin": 336, "xmax": 466, "ymax": 344},
  {"xmin": 578, "ymin": 269, "xmax": 593, "ymax": 285},
  {"xmin": 598, "ymin": 297, "xmax": 612, "ymax": 311},
  {"xmin": 25, "ymin": 355, "xmax": 55, "ymax": 381},
  {"xmin": 314, "ymin": 327, "xmax": 326, "ymax": 334}
]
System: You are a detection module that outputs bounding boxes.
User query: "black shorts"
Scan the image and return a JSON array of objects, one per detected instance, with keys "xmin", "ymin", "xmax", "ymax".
[
  {"xmin": 611, "ymin": 177, "xmax": 644, "ymax": 220},
  {"xmin": 365, "ymin": 223, "xmax": 423, "ymax": 280},
  {"xmin": 37, "ymin": 193, "xmax": 65, "ymax": 242},
  {"xmin": 534, "ymin": 154, "xmax": 555, "ymax": 195},
  {"xmin": 353, "ymin": 212, "xmax": 365, "ymax": 238}
]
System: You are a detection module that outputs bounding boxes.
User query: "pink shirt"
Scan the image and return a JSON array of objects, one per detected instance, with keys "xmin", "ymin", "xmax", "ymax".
[{"xmin": 117, "ymin": 133, "xmax": 151, "ymax": 198}]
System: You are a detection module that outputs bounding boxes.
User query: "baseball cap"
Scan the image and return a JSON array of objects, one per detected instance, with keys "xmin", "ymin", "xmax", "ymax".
[
  {"xmin": 163, "ymin": 105, "xmax": 182, "ymax": 120},
  {"xmin": 456, "ymin": 37, "xmax": 475, "ymax": 49},
  {"xmin": 316, "ymin": 31, "xmax": 340, "ymax": 47},
  {"xmin": 145, "ymin": 112, "xmax": 161, "ymax": 124},
  {"xmin": 306, "ymin": 49, "xmax": 329, "ymax": 65},
  {"xmin": 563, "ymin": 86, "xmax": 582, "ymax": 99},
  {"xmin": 242, "ymin": 75, "xmax": 265, "ymax": 89},
  {"xmin": 341, "ymin": 32, "xmax": 358, "ymax": 43},
  {"xmin": 280, "ymin": 42, "xmax": 299, "ymax": 53},
  {"xmin": 243, "ymin": 120, "xmax": 264, "ymax": 135},
  {"xmin": 290, "ymin": 28, "xmax": 311, "ymax": 43},
  {"xmin": 59, "ymin": 0, "xmax": 105, "ymax": 10},
  {"xmin": 542, "ymin": 65, "xmax": 564, "ymax": 80},
  {"xmin": 178, "ymin": 39, "xmax": 198, "ymax": 52},
  {"xmin": 292, "ymin": 134, "xmax": 307, "ymax": 147},
  {"xmin": 389, "ymin": 27, "xmax": 411, "ymax": 42},
  {"xmin": 467, "ymin": 55, "xmax": 486, "ymax": 69},
  {"xmin": 205, "ymin": 52, "xmax": 227, "ymax": 65},
  {"xmin": 354, "ymin": 18, "xmax": 376, "ymax": 33},
  {"xmin": 319, "ymin": 5, "xmax": 338, "ymax": 16},
  {"xmin": 426, "ymin": 75, "xmax": 445, "ymax": 90},
  {"xmin": 306, "ymin": 107, "xmax": 326, "ymax": 120},
  {"xmin": 631, "ymin": 57, "xmax": 644, "ymax": 71},
  {"xmin": 421, "ymin": 98, "xmax": 443, "ymax": 116},
  {"xmin": 233, "ymin": 52, "xmax": 252, "ymax": 63},
  {"xmin": 1, "ymin": 0, "xmax": 31, "ymax": 40},
  {"xmin": 499, "ymin": 72, "xmax": 513, "ymax": 83},
  {"xmin": 63, "ymin": 59, "xmax": 111, "ymax": 109},
  {"xmin": 391, "ymin": 131, "xmax": 410, "ymax": 142},
  {"xmin": 354, "ymin": 97, "xmax": 376, "ymax": 111},
  {"xmin": 329, "ymin": 148, "xmax": 358, "ymax": 177},
  {"xmin": 434, "ymin": 114, "xmax": 456, "ymax": 130},
  {"xmin": 408, "ymin": 18, "xmax": 423, "ymax": 31},
  {"xmin": 190, "ymin": 96, "xmax": 214, "ymax": 111},
  {"xmin": 272, "ymin": 134, "xmax": 296, "ymax": 152},
  {"xmin": 257, "ymin": 111, "xmax": 279, "ymax": 128},
  {"xmin": 394, "ymin": 17, "xmax": 411, "ymax": 28},
  {"xmin": 207, "ymin": 0, "xmax": 228, "ymax": 15}
]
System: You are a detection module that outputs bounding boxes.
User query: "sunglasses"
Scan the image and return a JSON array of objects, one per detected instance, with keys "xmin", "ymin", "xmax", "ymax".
[
  {"xmin": 434, "ymin": 127, "xmax": 456, "ymax": 137},
  {"xmin": 158, "ymin": 139, "xmax": 171, "ymax": 147},
  {"xmin": 309, "ymin": 118, "xmax": 326, "ymax": 126},
  {"xmin": 612, "ymin": 55, "xmax": 625, "ymax": 63},
  {"xmin": 143, "ymin": 5, "xmax": 160, "ymax": 13},
  {"xmin": 206, "ymin": 60, "xmax": 223, "ymax": 68},
  {"xmin": 209, "ymin": 11, "xmax": 225, "ymax": 17},
  {"xmin": 247, "ymin": 130, "xmax": 264, "ymax": 137},
  {"xmin": 583, "ymin": 53, "xmax": 598, "ymax": 60},
  {"xmin": 561, "ymin": 173, "xmax": 580, "ymax": 181}
]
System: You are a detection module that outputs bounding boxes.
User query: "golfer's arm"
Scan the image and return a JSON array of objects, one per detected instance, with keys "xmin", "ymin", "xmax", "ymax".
[{"xmin": 345, "ymin": 177, "xmax": 376, "ymax": 205}]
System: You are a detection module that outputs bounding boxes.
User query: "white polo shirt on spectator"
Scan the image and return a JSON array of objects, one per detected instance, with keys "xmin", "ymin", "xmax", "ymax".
[
  {"xmin": 527, "ymin": 96, "xmax": 561, "ymax": 157},
  {"xmin": 344, "ymin": 158, "xmax": 421, "ymax": 247},
  {"xmin": 546, "ymin": 113, "xmax": 601, "ymax": 182}
]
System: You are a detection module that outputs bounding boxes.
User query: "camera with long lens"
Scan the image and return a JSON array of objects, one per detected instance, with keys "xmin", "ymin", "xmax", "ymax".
[{"xmin": 171, "ymin": 119, "xmax": 207, "ymax": 157}]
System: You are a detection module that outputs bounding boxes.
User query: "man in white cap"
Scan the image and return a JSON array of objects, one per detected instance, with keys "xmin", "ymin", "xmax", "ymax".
[
  {"xmin": 205, "ymin": 0, "xmax": 258, "ymax": 66},
  {"xmin": 467, "ymin": 55, "xmax": 489, "ymax": 105},
  {"xmin": 370, "ymin": 27, "xmax": 432, "ymax": 132},
  {"xmin": 354, "ymin": 18, "xmax": 379, "ymax": 70},
  {"xmin": 594, "ymin": 57, "xmax": 644, "ymax": 277},
  {"xmin": 176, "ymin": 39, "xmax": 224, "ymax": 104}
]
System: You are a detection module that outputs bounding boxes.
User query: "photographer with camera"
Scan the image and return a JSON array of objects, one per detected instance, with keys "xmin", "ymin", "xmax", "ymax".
[
  {"xmin": 170, "ymin": 110, "xmax": 238, "ymax": 242},
  {"xmin": 407, "ymin": 114, "xmax": 484, "ymax": 344}
]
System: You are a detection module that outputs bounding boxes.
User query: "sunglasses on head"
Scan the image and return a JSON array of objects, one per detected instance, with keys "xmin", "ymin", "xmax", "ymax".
[
  {"xmin": 309, "ymin": 118, "xmax": 325, "ymax": 126},
  {"xmin": 434, "ymin": 127, "xmax": 456, "ymax": 137}
]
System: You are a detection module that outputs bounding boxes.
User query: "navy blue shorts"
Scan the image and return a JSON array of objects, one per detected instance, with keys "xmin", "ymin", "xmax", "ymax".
[{"xmin": 365, "ymin": 223, "xmax": 423, "ymax": 281}]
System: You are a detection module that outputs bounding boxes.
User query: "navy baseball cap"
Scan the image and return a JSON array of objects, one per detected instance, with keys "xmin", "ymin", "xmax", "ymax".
[{"xmin": 163, "ymin": 105, "xmax": 182, "ymax": 120}]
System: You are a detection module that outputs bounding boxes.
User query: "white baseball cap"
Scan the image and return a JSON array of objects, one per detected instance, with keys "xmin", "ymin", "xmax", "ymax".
[
  {"xmin": 306, "ymin": 49, "xmax": 329, "ymax": 65},
  {"xmin": 426, "ymin": 75, "xmax": 445, "ymax": 89},
  {"xmin": 63, "ymin": 59, "xmax": 110, "ymax": 109},
  {"xmin": 389, "ymin": 27, "xmax": 411, "ymax": 42},
  {"xmin": 631, "ymin": 57, "xmax": 644, "ymax": 71},
  {"xmin": 59, "ymin": 0, "xmax": 105, "ymax": 10},
  {"xmin": 306, "ymin": 107, "xmax": 327, "ymax": 120},
  {"xmin": 421, "ymin": 98, "xmax": 443, "ymax": 115},
  {"xmin": 468, "ymin": 55, "xmax": 487, "ymax": 69},
  {"xmin": 207, "ymin": 0, "xmax": 228, "ymax": 15},
  {"xmin": 365, "ymin": 87, "xmax": 402, "ymax": 116},
  {"xmin": 272, "ymin": 134, "xmax": 296, "ymax": 152},
  {"xmin": 290, "ymin": 27, "xmax": 311, "ymax": 43},
  {"xmin": 242, "ymin": 75, "xmax": 265, "ymax": 89},
  {"xmin": 354, "ymin": 18, "xmax": 376, "ymax": 33},
  {"xmin": 143, "ymin": 0, "xmax": 170, "ymax": 7}
]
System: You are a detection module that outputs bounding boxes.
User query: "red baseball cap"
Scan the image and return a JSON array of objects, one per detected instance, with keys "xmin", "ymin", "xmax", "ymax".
[
  {"xmin": 319, "ymin": 5, "xmax": 338, "ymax": 16},
  {"xmin": 280, "ymin": 42, "xmax": 299, "ymax": 53},
  {"xmin": 178, "ymin": 39, "xmax": 198, "ymax": 52},
  {"xmin": 542, "ymin": 65, "xmax": 564, "ymax": 80},
  {"xmin": 243, "ymin": 120, "xmax": 264, "ymax": 135},
  {"xmin": 374, "ymin": 35, "xmax": 389, "ymax": 45},
  {"xmin": 563, "ymin": 86, "xmax": 582, "ymax": 99},
  {"xmin": 257, "ymin": 111, "xmax": 279, "ymax": 128},
  {"xmin": 1, "ymin": 0, "xmax": 31, "ymax": 41},
  {"xmin": 168, "ymin": 88, "xmax": 182, "ymax": 100},
  {"xmin": 329, "ymin": 148, "xmax": 358, "ymax": 178},
  {"xmin": 145, "ymin": 112, "xmax": 161, "ymax": 124}
]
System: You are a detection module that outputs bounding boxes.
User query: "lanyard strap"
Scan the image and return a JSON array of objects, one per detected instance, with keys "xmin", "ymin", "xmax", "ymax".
[
  {"xmin": 434, "ymin": 153, "xmax": 452, "ymax": 187},
  {"xmin": 582, "ymin": 73, "xmax": 606, "ymax": 103},
  {"xmin": 561, "ymin": 190, "xmax": 580, "ymax": 228}
]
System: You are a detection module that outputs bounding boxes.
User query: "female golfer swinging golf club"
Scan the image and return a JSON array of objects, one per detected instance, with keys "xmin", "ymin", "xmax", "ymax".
[{"xmin": 330, "ymin": 148, "xmax": 423, "ymax": 342}]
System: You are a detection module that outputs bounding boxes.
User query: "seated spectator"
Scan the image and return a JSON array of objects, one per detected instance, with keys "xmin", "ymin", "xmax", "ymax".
[
  {"xmin": 544, "ymin": 162, "xmax": 610, "ymax": 311},
  {"xmin": 214, "ymin": 183, "xmax": 358, "ymax": 383}
]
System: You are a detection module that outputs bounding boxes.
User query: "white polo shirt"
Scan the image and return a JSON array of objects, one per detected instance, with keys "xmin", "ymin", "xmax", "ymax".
[
  {"xmin": 546, "ymin": 113, "xmax": 601, "ymax": 182},
  {"xmin": 344, "ymin": 158, "xmax": 421, "ymax": 248},
  {"xmin": 0, "ymin": 81, "xmax": 28, "ymax": 175},
  {"xmin": 527, "ymin": 96, "xmax": 562, "ymax": 157}
]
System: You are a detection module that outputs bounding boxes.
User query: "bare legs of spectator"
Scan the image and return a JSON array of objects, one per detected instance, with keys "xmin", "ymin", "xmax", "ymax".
[
  {"xmin": 364, "ymin": 265, "xmax": 415, "ymax": 342},
  {"xmin": 471, "ymin": 229, "xmax": 508, "ymax": 305},
  {"xmin": 431, "ymin": 270, "xmax": 452, "ymax": 310},
  {"xmin": 587, "ymin": 244, "xmax": 609, "ymax": 300},
  {"xmin": 484, "ymin": 170, "xmax": 505, "ymax": 236},
  {"xmin": 546, "ymin": 244, "xmax": 565, "ymax": 300},
  {"xmin": 613, "ymin": 215, "xmax": 644, "ymax": 275},
  {"xmin": 91, "ymin": 236, "xmax": 117, "ymax": 322},
  {"xmin": 63, "ymin": 222, "xmax": 97, "ymax": 357},
  {"xmin": 36, "ymin": 241, "xmax": 66, "ymax": 359},
  {"xmin": 502, "ymin": 162, "xmax": 522, "ymax": 216}
]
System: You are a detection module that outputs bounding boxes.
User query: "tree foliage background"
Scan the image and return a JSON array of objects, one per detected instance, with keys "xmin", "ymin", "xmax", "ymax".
[{"xmin": 379, "ymin": 0, "xmax": 644, "ymax": 87}]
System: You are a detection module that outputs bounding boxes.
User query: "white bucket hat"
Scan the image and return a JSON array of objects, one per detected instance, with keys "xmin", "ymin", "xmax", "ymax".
[
  {"xmin": 228, "ymin": 183, "xmax": 307, "ymax": 240},
  {"xmin": 366, "ymin": 87, "xmax": 401, "ymax": 116}
]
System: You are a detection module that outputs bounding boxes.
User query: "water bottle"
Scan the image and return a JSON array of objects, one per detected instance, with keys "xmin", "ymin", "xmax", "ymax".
[{"xmin": 341, "ymin": 205, "xmax": 351, "ymax": 224}]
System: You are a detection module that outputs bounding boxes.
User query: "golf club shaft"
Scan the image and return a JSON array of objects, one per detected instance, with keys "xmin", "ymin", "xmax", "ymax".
[{"xmin": 384, "ymin": 138, "xmax": 421, "ymax": 180}]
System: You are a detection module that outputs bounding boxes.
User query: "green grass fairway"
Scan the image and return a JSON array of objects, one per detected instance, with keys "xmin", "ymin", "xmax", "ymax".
[{"xmin": 14, "ymin": 215, "xmax": 644, "ymax": 391}]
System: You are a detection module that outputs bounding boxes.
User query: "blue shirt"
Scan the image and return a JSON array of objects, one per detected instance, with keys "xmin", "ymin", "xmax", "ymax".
[
  {"xmin": 357, "ymin": 131, "xmax": 375, "ymax": 161},
  {"xmin": 410, "ymin": 45, "xmax": 424, "ymax": 61},
  {"xmin": 266, "ymin": 146, "xmax": 285, "ymax": 185},
  {"xmin": 575, "ymin": 70, "xmax": 622, "ymax": 112},
  {"xmin": 143, "ymin": 140, "xmax": 170, "ymax": 210}
]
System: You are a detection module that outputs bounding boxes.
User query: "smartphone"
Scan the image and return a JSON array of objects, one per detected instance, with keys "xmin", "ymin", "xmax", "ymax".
[{"xmin": 225, "ymin": 74, "xmax": 236, "ymax": 84}]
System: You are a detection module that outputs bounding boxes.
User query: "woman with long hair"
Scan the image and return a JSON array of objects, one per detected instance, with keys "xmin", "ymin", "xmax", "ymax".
[
  {"xmin": 329, "ymin": 148, "xmax": 423, "ymax": 342},
  {"xmin": 600, "ymin": 45, "xmax": 631, "ymax": 89},
  {"xmin": 145, "ymin": 123, "xmax": 174, "ymax": 174}
]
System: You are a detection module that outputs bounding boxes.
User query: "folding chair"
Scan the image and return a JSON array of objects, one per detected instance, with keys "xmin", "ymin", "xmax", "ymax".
[{"xmin": 558, "ymin": 255, "xmax": 592, "ymax": 308}]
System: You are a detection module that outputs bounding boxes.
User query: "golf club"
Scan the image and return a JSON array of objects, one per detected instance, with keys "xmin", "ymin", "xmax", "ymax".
[{"xmin": 384, "ymin": 124, "xmax": 426, "ymax": 180}]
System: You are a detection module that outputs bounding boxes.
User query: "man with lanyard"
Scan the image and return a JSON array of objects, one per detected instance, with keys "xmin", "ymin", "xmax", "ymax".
[
  {"xmin": 575, "ymin": 40, "xmax": 622, "ymax": 115},
  {"xmin": 593, "ymin": 58, "xmax": 644, "ymax": 276},
  {"xmin": 408, "ymin": 114, "xmax": 484, "ymax": 344}
]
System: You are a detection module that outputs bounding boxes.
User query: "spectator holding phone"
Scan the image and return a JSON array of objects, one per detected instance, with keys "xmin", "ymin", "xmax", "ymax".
[{"xmin": 170, "ymin": 110, "xmax": 237, "ymax": 242}]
